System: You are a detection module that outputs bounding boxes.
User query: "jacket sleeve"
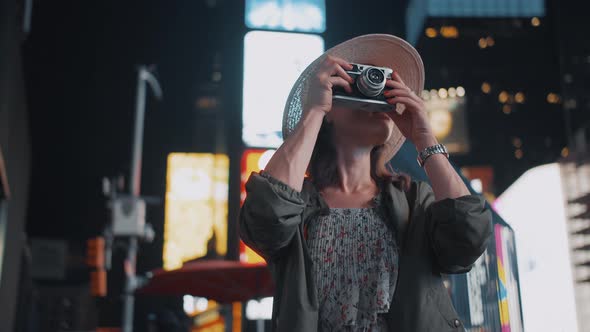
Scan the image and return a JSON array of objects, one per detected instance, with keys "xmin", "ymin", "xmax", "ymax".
[
  {"xmin": 238, "ymin": 172, "xmax": 306, "ymax": 261},
  {"xmin": 415, "ymin": 181, "xmax": 493, "ymax": 274}
]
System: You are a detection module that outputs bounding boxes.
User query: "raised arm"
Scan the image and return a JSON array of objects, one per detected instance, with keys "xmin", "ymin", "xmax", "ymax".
[
  {"xmin": 264, "ymin": 55, "xmax": 354, "ymax": 192},
  {"xmin": 239, "ymin": 56, "xmax": 354, "ymax": 259}
]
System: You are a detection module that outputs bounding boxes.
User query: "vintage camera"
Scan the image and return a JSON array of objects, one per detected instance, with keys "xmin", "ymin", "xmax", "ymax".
[{"xmin": 332, "ymin": 63, "xmax": 394, "ymax": 112}]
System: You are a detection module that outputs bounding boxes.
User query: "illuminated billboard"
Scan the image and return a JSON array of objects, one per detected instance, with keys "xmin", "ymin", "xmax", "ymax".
[
  {"xmin": 243, "ymin": 31, "xmax": 324, "ymax": 148},
  {"xmin": 239, "ymin": 149, "xmax": 276, "ymax": 264},
  {"xmin": 245, "ymin": 0, "xmax": 326, "ymax": 33},
  {"xmin": 163, "ymin": 153, "xmax": 229, "ymax": 271},
  {"xmin": 494, "ymin": 224, "xmax": 524, "ymax": 331},
  {"xmin": 422, "ymin": 87, "xmax": 469, "ymax": 154},
  {"xmin": 494, "ymin": 163, "xmax": 578, "ymax": 332}
]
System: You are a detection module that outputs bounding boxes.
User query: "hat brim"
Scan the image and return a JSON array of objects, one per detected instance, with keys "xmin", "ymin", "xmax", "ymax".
[{"xmin": 282, "ymin": 34, "xmax": 425, "ymax": 163}]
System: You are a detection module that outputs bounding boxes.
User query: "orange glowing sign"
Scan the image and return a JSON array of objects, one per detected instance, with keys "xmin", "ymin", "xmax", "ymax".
[{"xmin": 240, "ymin": 149, "xmax": 276, "ymax": 264}]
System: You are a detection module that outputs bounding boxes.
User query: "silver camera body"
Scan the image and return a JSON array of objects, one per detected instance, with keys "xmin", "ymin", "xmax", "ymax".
[{"xmin": 332, "ymin": 63, "xmax": 394, "ymax": 112}]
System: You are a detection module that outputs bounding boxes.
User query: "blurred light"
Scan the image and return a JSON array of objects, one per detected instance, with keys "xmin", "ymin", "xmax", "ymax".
[
  {"xmin": 503, "ymin": 104, "xmax": 512, "ymax": 114},
  {"xmin": 424, "ymin": 0, "xmax": 546, "ymax": 18},
  {"xmin": 429, "ymin": 109, "xmax": 453, "ymax": 139},
  {"xmin": 440, "ymin": 25, "xmax": 459, "ymax": 38},
  {"xmin": 183, "ymin": 295, "xmax": 195, "ymax": 315},
  {"xmin": 438, "ymin": 88, "xmax": 448, "ymax": 99},
  {"xmin": 456, "ymin": 86, "xmax": 465, "ymax": 97},
  {"xmin": 561, "ymin": 147, "xmax": 569, "ymax": 158},
  {"xmin": 494, "ymin": 163, "xmax": 578, "ymax": 332},
  {"xmin": 90, "ymin": 270, "xmax": 107, "ymax": 297},
  {"xmin": 448, "ymin": 87, "xmax": 457, "ymax": 97},
  {"xmin": 425, "ymin": 27, "xmax": 438, "ymax": 38},
  {"xmin": 195, "ymin": 96, "xmax": 219, "ymax": 110},
  {"xmin": 421, "ymin": 90, "xmax": 431, "ymax": 100},
  {"xmin": 246, "ymin": 297, "xmax": 273, "ymax": 320},
  {"xmin": 547, "ymin": 93, "xmax": 561, "ymax": 104},
  {"xmin": 258, "ymin": 149, "xmax": 276, "ymax": 169},
  {"xmin": 196, "ymin": 297, "xmax": 209, "ymax": 311},
  {"xmin": 531, "ymin": 17, "xmax": 541, "ymax": 27},
  {"xmin": 512, "ymin": 137, "xmax": 522, "ymax": 148},
  {"xmin": 499, "ymin": 91, "xmax": 509, "ymax": 103},
  {"xmin": 212, "ymin": 72, "xmax": 222, "ymax": 82},
  {"xmin": 479, "ymin": 36, "xmax": 496, "ymax": 48},
  {"xmin": 478, "ymin": 37, "xmax": 487, "ymax": 49},
  {"xmin": 443, "ymin": 279, "xmax": 451, "ymax": 290},
  {"xmin": 243, "ymin": 31, "xmax": 324, "ymax": 147},
  {"xmin": 240, "ymin": 149, "xmax": 275, "ymax": 264},
  {"xmin": 515, "ymin": 92, "xmax": 526, "ymax": 103},
  {"xmin": 515, "ymin": 149, "xmax": 523, "ymax": 159},
  {"xmin": 481, "ymin": 82, "xmax": 491, "ymax": 94},
  {"xmin": 471, "ymin": 179, "xmax": 483, "ymax": 193},
  {"xmin": 485, "ymin": 36, "xmax": 495, "ymax": 47},
  {"xmin": 163, "ymin": 153, "xmax": 229, "ymax": 270},
  {"xmin": 248, "ymin": 2, "xmax": 280, "ymax": 28},
  {"xmin": 245, "ymin": 0, "xmax": 326, "ymax": 33},
  {"xmin": 182, "ymin": 295, "xmax": 211, "ymax": 316},
  {"xmin": 86, "ymin": 237, "xmax": 105, "ymax": 269},
  {"xmin": 424, "ymin": 89, "xmax": 469, "ymax": 153}
]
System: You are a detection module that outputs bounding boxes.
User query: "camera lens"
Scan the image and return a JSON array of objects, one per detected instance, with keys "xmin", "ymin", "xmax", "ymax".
[
  {"xmin": 367, "ymin": 68, "xmax": 384, "ymax": 84},
  {"xmin": 356, "ymin": 67, "xmax": 386, "ymax": 97}
]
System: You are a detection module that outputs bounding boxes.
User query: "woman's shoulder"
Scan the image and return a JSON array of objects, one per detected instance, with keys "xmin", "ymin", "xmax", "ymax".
[
  {"xmin": 381, "ymin": 174, "xmax": 436, "ymax": 206},
  {"xmin": 301, "ymin": 177, "xmax": 323, "ymax": 201}
]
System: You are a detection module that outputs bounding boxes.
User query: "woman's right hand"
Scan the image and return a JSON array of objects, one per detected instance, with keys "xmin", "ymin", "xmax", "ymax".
[{"xmin": 306, "ymin": 55, "xmax": 355, "ymax": 114}]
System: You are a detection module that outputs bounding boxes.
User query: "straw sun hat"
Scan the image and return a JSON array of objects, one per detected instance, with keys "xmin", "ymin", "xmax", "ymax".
[{"xmin": 282, "ymin": 34, "xmax": 425, "ymax": 162}]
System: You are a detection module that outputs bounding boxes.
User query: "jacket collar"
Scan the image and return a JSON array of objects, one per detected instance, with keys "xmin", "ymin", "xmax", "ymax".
[
  {"xmin": 380, "ymin": 180, "xmax": 411, "ymax": 252},
  {"xmin": 302, "ymin": 178, "xmax": 329, "ymax": 215}
]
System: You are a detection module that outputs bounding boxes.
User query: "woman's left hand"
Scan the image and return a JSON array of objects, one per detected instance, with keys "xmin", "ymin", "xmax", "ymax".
[{"xmin": 383, "ymin": 72, "xmax": 437, "ymax": 149}]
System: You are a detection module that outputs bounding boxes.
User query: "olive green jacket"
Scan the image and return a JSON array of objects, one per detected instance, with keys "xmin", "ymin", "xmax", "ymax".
[{"xmin": 239, "ymin": 172, "xmax": 493, "ymax": 331}]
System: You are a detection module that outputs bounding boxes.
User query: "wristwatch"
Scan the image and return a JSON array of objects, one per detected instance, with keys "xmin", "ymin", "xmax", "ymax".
[{"xmin": 417, "ymin": 143, "xmax": 449, "ymax": 167}]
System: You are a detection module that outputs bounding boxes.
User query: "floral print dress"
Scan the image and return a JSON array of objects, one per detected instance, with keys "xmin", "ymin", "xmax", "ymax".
[{"xmin": 307, "ymin": 195, "xmax": 399, "ymax": 331}]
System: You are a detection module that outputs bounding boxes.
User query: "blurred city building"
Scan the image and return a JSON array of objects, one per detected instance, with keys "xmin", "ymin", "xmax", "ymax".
[{"xmin": 406, "ymin": 0, "xmax": 563, "ymax": 196}]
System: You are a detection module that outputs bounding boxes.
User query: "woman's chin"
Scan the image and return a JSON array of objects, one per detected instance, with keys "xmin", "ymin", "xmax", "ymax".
[
  {"xmin": 336, "ymin": 112, "xmax": 394, "ymax": 146},
  {"xmin": 360, "ymin": 126, "xmax": 392, "ymax": 147},
  {"xmin": 372, "ymin": 122, "xmax": 394, "ymax": 144}
]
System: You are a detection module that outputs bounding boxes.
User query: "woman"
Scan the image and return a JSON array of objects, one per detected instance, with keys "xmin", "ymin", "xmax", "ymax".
[{"xmin": 239, "ymin": 34, "xmax": 492, "ymax": 331}]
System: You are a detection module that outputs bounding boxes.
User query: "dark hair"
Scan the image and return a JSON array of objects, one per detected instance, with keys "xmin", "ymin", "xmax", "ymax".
[{"xmin": 308, "ymin": 117, "xmax": 411, "ymax": 191}]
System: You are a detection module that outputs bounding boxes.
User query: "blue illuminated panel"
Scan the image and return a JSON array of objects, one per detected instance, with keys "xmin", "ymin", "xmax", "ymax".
[
  {"xmin": 428, "ymin": 0, "xmax": 544, "ymax": 17},
  {"xmin": 245, "ymin": 0, "xmax": 326, "ymax": 33}
]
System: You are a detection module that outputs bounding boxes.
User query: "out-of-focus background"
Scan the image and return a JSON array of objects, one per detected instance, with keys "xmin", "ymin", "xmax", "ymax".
[{"xmin": 1, "ymin": 0, "xmax": 589, "ymax": 331}]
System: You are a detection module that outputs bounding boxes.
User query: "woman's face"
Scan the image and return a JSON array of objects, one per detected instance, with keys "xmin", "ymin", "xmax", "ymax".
[{"xmin": 326, "ymin": 106, "xmax": 394, "ymax": 147}]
